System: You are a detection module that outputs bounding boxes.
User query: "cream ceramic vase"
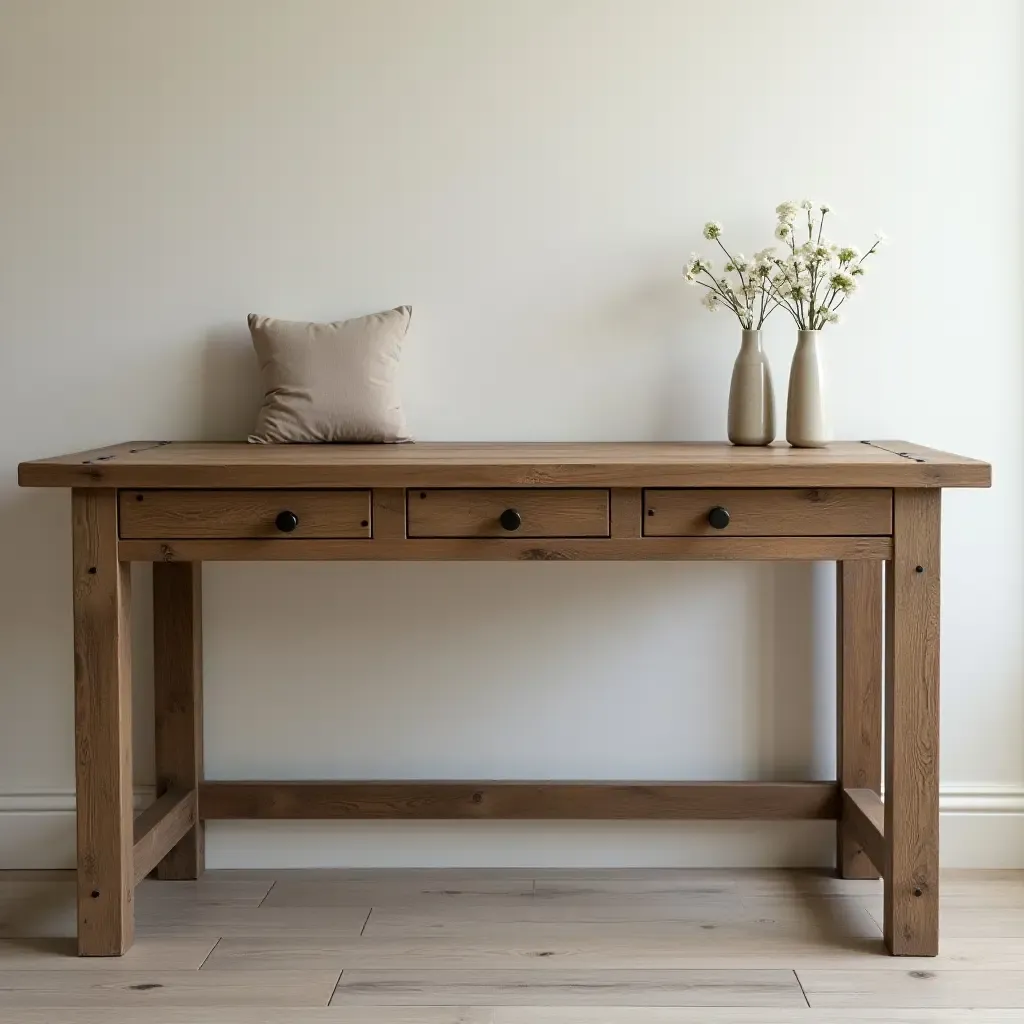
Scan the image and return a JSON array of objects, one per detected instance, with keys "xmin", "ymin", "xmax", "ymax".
[
  {"xmin": 727, "ymin": 329, "xmax": 775, "ymax": 446},
  {"xmin": 786, "ymin": 329, "xmax": 829, "ymax": 448}
]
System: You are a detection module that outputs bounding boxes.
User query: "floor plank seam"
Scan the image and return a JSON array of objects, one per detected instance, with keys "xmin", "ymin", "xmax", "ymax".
[
  {"xmin": 196, "ymin": 937, "xmax": 221, "ymax": 970},
  {"xmin": 793, "ymin": 968, "xmax": 810, "ymax": 1007},
  {"xmin": 256, "ymin": 881, "xmax": 276, "ymax": 908},
  {"xmin": 359, "ymin": 908, "xmax": 372, "ymax": 936}
]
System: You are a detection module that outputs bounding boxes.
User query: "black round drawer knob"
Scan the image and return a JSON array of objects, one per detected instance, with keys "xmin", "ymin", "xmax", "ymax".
[
  {"xmin": 499, "ymin": 508, "xmax": 522, "ymax": 532},
  {"xmin": 275, "ymin": 510, "xmax": 300, "ymax": 533},
  {"xmin": 707, "ymin": 506, "xmax": 731, "ymax": 530}
]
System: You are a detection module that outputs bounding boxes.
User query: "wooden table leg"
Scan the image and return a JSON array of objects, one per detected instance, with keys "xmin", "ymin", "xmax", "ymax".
[
  {"xmin": 153, "ymin": 561, "xmax": 204, "ymax": 879},
  {"xmin": 836, "ymin": 560, "xmax": 882, "ymax": 879},
  {"xmin": 72, "ymin": 489, "xmax": 134, "ymax": 955},
  {"xmin": 884, "ymin": 489, "xmax": 941, "ymax": 955}
]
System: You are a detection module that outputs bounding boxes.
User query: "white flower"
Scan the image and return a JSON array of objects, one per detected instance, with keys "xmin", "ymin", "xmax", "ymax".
[
  {"xmin": 684, "ymin": 254, "xmax": 711, "ymax": 282},
  {"xmin": 819, "ymin": 202, "xmax": 832, "ymax": 214},
  {"xmin": 820, "ymin": 309, "xmax": 840, "ymax": 324},
  {"xmin": 800, "ymin": 199, "xmax": 814, "ymax": 210},
  {"xmin": 829, "ymin": 272, "xmax": 856, "ymax": 294},
  {"xmin": 703, "ymin": 221, "xmax": 722, "ymax": 240},
  {"xmin": 701, "ymin": 290, "xmax": 721, "ymax": 311},
  {"xmin": 874, "ymin": 229, "xmax": 889, "ymax": 244},
  {"xmin": 753, "ymin": 247, "xmax": 776, "ymax": 263},
  {"xmin": 850, "ymin": 264, "xmax": 865, "ymax": 276},
  {"xmin": 837, "ymin": 246, "xmax": 860, "ymax": 263},
  {"xmin": 774, "ymin": 223, "xmax": 791, "ymax": 240},
  {"xmin": 775, "ymin": 201, "xmax": 798, "ymax": 223}
]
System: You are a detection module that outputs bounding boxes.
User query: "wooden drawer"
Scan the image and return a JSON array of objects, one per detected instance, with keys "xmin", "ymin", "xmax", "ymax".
[
  {"xmin": 119, "ymin": 490, "xmax": 372, "ymax": 539},
  {"xmin": 408, "ymin": 489, "xmax": 610, "ymax": 538},
  {"xmin": 643, "ymin": 488, "xmax": 892, "ymax": 537}
]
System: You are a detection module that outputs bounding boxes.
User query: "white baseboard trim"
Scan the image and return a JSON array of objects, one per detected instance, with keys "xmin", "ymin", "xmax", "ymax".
[{"xmin": 2, "ymin": 785, "xmax": 1022, "ymax": 870}]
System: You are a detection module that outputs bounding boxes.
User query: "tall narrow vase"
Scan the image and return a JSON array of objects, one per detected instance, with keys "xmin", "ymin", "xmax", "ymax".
[
  {"xmin": 786, "ymin": 329, "xmax": 829, "ymax": 448},
  {"xmin": 728, "ymin": 329, "xmax": 775, "ymax": 446}
]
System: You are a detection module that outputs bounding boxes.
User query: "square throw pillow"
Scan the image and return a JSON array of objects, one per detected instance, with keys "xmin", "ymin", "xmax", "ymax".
[{"xmin": 247, "ymin": 305, "xmax": 412, "ymax": 444}]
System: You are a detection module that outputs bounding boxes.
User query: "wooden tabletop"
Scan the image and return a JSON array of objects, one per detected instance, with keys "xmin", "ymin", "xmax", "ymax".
[{"xmin": 18, "ymin": 440, "xmax": 991, "ymax": 489}]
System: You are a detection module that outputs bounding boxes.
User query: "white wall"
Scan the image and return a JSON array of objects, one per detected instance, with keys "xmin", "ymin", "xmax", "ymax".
[{"xmin": 1, "ymin": 0, "xmax": 1021, "ymax": 868}]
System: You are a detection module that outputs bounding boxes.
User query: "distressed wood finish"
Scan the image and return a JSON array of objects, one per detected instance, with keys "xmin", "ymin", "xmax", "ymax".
[
  {"xmin": 644, "ymin": 488, "xmax": 892, "ymax": 537},
  {"xmin": 118, "ymin": 535, "xmax": 894, "ymax": 563},
  {"xmin": 329, "ymin": 968, "xmax": 806, "ymax": 1007},
  {"xmin": 199, "ymin": 781, "xmax": 840, "ymax": 821},
  {"xmin": 371, "ymin": 487, "xmax": 407, "ymax": 540},
  {"xmin": 131, "ymin": 789, "xmax": 197, "ymax": 885},
  {"xmin": 610, "ymin": 488, "xmax": 643, "ymax": 538},
  {"xmin": 836, "ymin": 560, "xmax": 883, "ymax": 879},
  {"xmin": 17, "ymin": 440, "xmax": 990, "ymax": 959},
  {"xmin": 19, "ymin": 440, "xmax": 992, "ymax": 489},
  {"xmin": 408, "ymin": 488, "xmax": 610, "ymax": 538},
  {"xmin": 842, "ymin": 788, "xmax": 886, "ymax": 876},
  {"xmin": 120, "ymin": 489, "xmax": 371, "ymax": 539},
  {"xmin": 152, "ymin": 561, "xmax": 204, "ymax": 880},
  {"xmin": 884, "ymin": 489, "xmax": 942, "ymax": 956},
  {"xmin": 72, "ymin": 489, "xmax": 134, "ymax": 955}
]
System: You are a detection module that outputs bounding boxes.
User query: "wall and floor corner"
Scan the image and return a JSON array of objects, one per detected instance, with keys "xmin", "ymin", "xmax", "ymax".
[{"xmin": 0, "ymin": 0, "xmax": 1021, "ymax": 870}]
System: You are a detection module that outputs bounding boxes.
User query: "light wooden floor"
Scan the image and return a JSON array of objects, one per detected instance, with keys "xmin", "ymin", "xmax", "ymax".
[{"xmin": 1, "ymin": 869, "xmax": 1023, "ymax": 1022}]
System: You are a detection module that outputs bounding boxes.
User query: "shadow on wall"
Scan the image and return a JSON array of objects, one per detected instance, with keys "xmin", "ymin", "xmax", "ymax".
[{"xmin": 200, "ymin": 323, "xmax": 263, "ymax": 441}]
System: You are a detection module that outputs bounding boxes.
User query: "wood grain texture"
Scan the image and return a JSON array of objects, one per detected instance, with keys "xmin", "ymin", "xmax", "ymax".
[
  {"xmin": 153, "ymin": 561, "xmax": 204, "ymax": 880},
  {"xmin": 0, "ymin": 937, "xmax": 217, "ymax": 971},
  {"xmin": 4, "ymin": 1011, "xmax": 1021, "ymax": 1024},
  {"xmin": 841, "ymin": 789, "xmax": 885, "ymax": 877},
  {"xmin": 498, "ymin": 1011, "xmax": 1024, "ymax": 1024},
  {"xmin": 0, "ymin": 969, "xmax": 341, "ymax": 1007},
  {"xmin": 120, "ymin": 490, "xmax": 371, "ymax": 539},
  {"xmin": 131, "ymin": 905, "xmax": 371, "ymax": 938},
  {"xmin": 643, "ymin": 489, "xmax": 892, "ymax": 537},
  {"xmin": 8, "ymin": 868, "xmax": 1024, "ymax": 1019},
  {"xmin": 798, "ymin": 968, "xmax": 1024, "ymax": 1009},
  {"xmin": 119, "ymin": 536, "xmax": 893, "ymax": 563},
  {"xmin": 371, "ymin": 488, "xmax": 407, "ymax": 540},
  {"xmin": 884, "ymin": 489, "xmax": 941, "ymax": 956},
  {"xmin": 610, "ymin": 488, "xmax": 643, "ymax": 539},
  {"xmin": 134, "ymin": 878, "xmax": 274, "ymax": 907},
  {"xmin": 198, "ymin": 781, "xmax": 840, "ymax": 821},
  {"xmin": 257, "ymin": 879, "xmax": 535, "ymax": 908},
  {"xmin": 72, "ymin": 489, "xmax": 134, "ymax": 956},
  {"xmin": 330, "ymin": 968, "xmax": 805, "ymax": 1007},
  {"xmin": 836, "ymin": 560, "xmax": 883, "ymax": 879},
  {"xmin": 131, "ymin": 790, "xmax": 197, "ymax": 886},
  {"xmin": 19, "ymin": 440, "xmax": 992, "ymax": 489},
  {"xmin": 202, "ymin": 912, "xmax": 887, "ymax": 971},
  {"xmin": 346, "ymin": 895, "xmax": 878, "ymax": 931},
  {"xmin": 407, "ymin": 489, "xmax": 610, "ymax": 538}
]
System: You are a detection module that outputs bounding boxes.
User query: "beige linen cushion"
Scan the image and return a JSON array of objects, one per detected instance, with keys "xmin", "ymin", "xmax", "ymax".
[{"xmin": 247, "ymin": 306, "xmax": 411, "ymax": 443}]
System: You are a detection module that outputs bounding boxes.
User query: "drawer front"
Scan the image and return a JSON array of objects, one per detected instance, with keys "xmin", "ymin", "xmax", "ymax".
[
  {"xmin": 643, "ymin": 488, "xmax": 892, "ymax": 537},
  {"xmin": 119, "ymin": 490, "xmax": 372, "ymax": 539},
  {"xmin": 408, "ymin": 489, "xmax": 610, "ymax": 538}
]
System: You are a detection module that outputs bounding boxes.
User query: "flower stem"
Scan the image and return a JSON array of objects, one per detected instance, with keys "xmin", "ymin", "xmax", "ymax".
[{"xmin": 713, "ymin": 237, "xmax": 748, "ymax": 294}]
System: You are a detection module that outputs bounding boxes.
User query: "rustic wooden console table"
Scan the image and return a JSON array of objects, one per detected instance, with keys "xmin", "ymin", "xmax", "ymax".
[{"xmin": 19, "ymin": 440, "xmax": 990, "ymax": 957}]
